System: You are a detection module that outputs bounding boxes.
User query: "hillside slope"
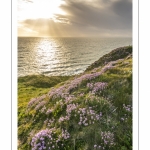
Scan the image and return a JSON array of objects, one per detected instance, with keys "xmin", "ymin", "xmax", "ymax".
[{"xmin": 18, "ymin": 46, "xmax": 132, "ymax": 150}]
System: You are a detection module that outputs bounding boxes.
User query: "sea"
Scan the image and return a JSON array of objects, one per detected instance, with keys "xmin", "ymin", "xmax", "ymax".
[{"xmin": 18, "ymin": 37, "xmax": 132, "ymax": 77}]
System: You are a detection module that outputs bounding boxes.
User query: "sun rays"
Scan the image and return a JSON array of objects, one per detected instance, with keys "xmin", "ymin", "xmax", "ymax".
[
  {"xmin": 18, "ymin": 0, "xmax": 132, "ymax": 37},
  {"xmin": 18, "ymin": 0, "xmax": 65, "ymax": 20}
]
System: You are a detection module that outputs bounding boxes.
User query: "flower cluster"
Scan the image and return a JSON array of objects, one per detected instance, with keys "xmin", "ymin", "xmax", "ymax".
[
  {"xmin": 77, "ymin": 107, "xmax": 102, "ymax": 126},
  {"xmin": 93, "ymin": 131, "xmax": 115, "ymax": 149},
  {"xmin": 46, "ymin": 109, "xmax": 53, "ymax": 115},
  {"xmin": 28, "ymin": 59, "xmax": 122, "ymax": 149},
  {"xmin": 120, "ymin": 104, "xmax": 132, "ymax": 121},
  {"xmin": 66, "ymin": 103, "xmax": 78, "ymax": 114},
  {"xmin": 31, "ymin": 128, "xmax": 70, "ymax": 150},
  {"xmin": 92, "ymin": 82, "xmax": 108, "ymax": 93},
  {"xmin": 87, "ymin": 82, "xmax": 108, "ymax": 94},
  {"xmin": 28, "ymin": 59, "xmax": 118, "ymax": 109},
  {"xmin": 28, "ymin": 95, "xmax": 46, "ymax": 108},
  {"xmin": 45, "ymin": 60, "xmax": 118, "ymax": 101},
  {"xmin": 59, "ymin": 116, "xmax": 70, "ymax": 123},
  {"xmin": 48, "ymin": 85, "xmax": 68, "ymax": 99},
  {"xmin": 35, "ymin": 101, "xmax": 47, "ymax": 111},
  {"xmin": 123, "ymin": 104, "xmax": 132, "ymax": 112},
  {"xmin": 58, "ymin": 103, "xmax": 78, "ymax": 123},
  {"xmin": 61, "ymin": 129, "xmax": 70, "ymax": 140},
  {"xmin": 64, "ymin": 95, "xmax": 75, "ymax": 104},
  {"xmin": 100, "ymin": 61, "xmax": 116, "ymax": 73},
  {"xmin": 101, "ymin": 131, "xmax": 115, "ymax": 147},
  {"xmin": 87, "ymin": 83, "xmax": 94, "ymax": 89},
  {"xmin": 31, "ymin": 128, "xmax": 55, "ymax": 150}
]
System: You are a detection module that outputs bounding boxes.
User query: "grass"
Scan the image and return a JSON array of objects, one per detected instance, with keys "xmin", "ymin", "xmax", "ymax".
[
  {"xmin": 18, "ymin": 75, "xmax": 71, "ymax": 141},
  {"xmin": 18, "ymin": 46, "xmax": 132, "ymax": 150},
  {"xmin": 18, "ymin": 75, "xmax": 72, "ymax": 103},
  {"xmin": 85, "ymin": 46, "xmax": 132, "ymax": 71}
]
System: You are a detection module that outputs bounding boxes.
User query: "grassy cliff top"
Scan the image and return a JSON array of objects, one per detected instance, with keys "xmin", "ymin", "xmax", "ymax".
[
  {"xmin": 18, "ymin": 46, "xmax": 132, "ymax": 150},
  {"xmin": 86, "ymin": 46, "xmax": 132, "ymax": 71}
]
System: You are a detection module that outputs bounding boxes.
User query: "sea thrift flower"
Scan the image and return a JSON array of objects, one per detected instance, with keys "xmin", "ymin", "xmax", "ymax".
[
  {"xmin": 40, "ymin": 105, "xmax": 46, "ymax": 113},
  {"xmin": 31, "ymin": 127, "xmax": 71, "ymax": 150},
  {"xmin": 59, "ymin": 116, "xmax": 70, "ymax": 122},
  {"xmin": 28, "ymin": 59, "xmax": 118, "ymax": 110},
  {"xmin": 123, "ymin": 104, "xmax": 132, "ymax": 112},
  {"xmin": 31, "ymin": 128, "xmax": 55, "ymax": 149},
  {"xmin": 101, "ymin": 131, "xmax": 115, "ymax": 147},
  {"xmin": 65, "ymin": 95, "xmax": 74, "ymax": 104},
  {"xmin": 29, "ymin": 59, "xmax": 118, "ymax": 108},
  {"xmin": 46, "ymin": 109, "xmax": 53, "ymax": 115},
  {"xmin": 28, "ymin": 95, "xmax": 46, "ymax": 108},
  {"xmin": 77, "ymin": 107, "xmax": 102, "ymax": 126},
  {"xmin": 66, "ymin": 103, "xmax": 77, "ymax": 114},
  {"xmin": 87, "ymin": 83, "xmax": 94, "ymax": 89},
  {"xmin": 121, "ymin": 117, "xmax": 125, "ymax": 121},
  {"xmin": 87, "ymin": 82, "xmax": 108, "ymax": 94},
  {"xmin": 35, "ymin": 101, "xmax": 47, "ymax": 110},
  {"xmin": 94, "ymin": 144, "xmax": 97, "ymax": 148},
  {"xmin": 61, "ymin": 129, "xmax": 70, "ymax": 140}
]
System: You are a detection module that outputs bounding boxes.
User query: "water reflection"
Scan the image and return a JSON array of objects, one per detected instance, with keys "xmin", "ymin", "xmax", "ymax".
[
  {"xmin": 18, "ymin": 37, "xmax": 132, "ymax": 77},
  {"xmin": 35, "ymin": 38, "xmax": 60, "ymax": 73}
]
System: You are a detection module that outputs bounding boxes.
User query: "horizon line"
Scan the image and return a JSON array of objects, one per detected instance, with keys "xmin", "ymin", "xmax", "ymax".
[{"xmin": 18, "ymin": 36, "xmax": 132, "ymax": 38}]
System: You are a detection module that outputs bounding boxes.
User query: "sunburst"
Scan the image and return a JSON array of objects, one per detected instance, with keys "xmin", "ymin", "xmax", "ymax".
[{"xmin": 18, "ymin": 0, "xmax": 66, "ymax": 20}]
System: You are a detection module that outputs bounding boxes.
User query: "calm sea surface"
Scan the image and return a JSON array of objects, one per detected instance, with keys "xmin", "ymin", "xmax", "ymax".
[{"xmin": 18, "ymin": 37, "xmax": 132, "ymax": 77}]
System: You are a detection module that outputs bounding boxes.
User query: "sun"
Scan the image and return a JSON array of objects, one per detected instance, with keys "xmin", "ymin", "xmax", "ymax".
[{"xmin": 18, "ymin": 0, "xmax": 66, "ymax": 20}]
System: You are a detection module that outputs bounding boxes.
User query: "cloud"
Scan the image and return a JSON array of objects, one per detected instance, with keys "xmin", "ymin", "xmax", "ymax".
[
  {"xmin": 59, "ymin": 0, "xmax": 132, "ymax": 30},
  {"xmin": 19, "ymin": 18, "xmax": 91, "ymax": 37},
  {"xmin": 18, "ymin": 0, "xmax": 132, "ymax": 37}
]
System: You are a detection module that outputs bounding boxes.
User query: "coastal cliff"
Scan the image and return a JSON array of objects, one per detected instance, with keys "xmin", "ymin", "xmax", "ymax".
[{"xmin": 18, "ymin": 46, "xmax": 132, "ymax": 150}]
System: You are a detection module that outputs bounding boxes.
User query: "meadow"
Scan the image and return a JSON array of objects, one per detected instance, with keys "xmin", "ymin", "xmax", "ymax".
[{"xmin": 18, "ymin": 46, "xmax": 132, "ymax": 150}]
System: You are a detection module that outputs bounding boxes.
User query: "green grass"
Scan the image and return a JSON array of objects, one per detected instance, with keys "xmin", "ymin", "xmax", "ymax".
[
  {"xmin": 18, "ymin": 75, "xmax": 72, "ymax": 103},
  {"xmin": 18, "ymin": 46, "xmax": 132, "ymax": 150},
  {"xmin": 85, "ymin": 46, "xmax": 132, "ymax": 71},
  {"xmin": 18, "ymin": 75, "xmax": 71, "ymax": 147}
]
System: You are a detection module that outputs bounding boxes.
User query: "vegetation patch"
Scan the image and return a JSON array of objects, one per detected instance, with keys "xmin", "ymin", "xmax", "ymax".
[{"xmin": 18, "ymin": 46, "xmax": 132, "ymax": 150}]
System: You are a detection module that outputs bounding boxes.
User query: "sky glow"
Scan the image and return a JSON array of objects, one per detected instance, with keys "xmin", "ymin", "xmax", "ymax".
[{"xmin": 18, "ymin": 0, "xmax": 132, "ymax": 37}]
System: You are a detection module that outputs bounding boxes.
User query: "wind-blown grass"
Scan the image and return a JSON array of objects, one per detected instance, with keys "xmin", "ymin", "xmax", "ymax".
[{"xmin": 18, "ymin": 46, "xmax": 132, "ymax": 150}]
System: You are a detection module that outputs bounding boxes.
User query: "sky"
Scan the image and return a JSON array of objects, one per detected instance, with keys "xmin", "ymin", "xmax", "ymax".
[{"xmin": 18, "ymin": 0, "xmax": 132, "ymax": 37}]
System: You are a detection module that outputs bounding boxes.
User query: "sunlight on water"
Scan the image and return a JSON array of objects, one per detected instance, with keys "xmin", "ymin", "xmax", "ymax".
[
  {"xmin": 18, "ymin": 37, "xmax": 132, "ymax": 77},
  {"xmin": 35, "ymin": 39, "xmax": 60, "ymax": 71}
]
